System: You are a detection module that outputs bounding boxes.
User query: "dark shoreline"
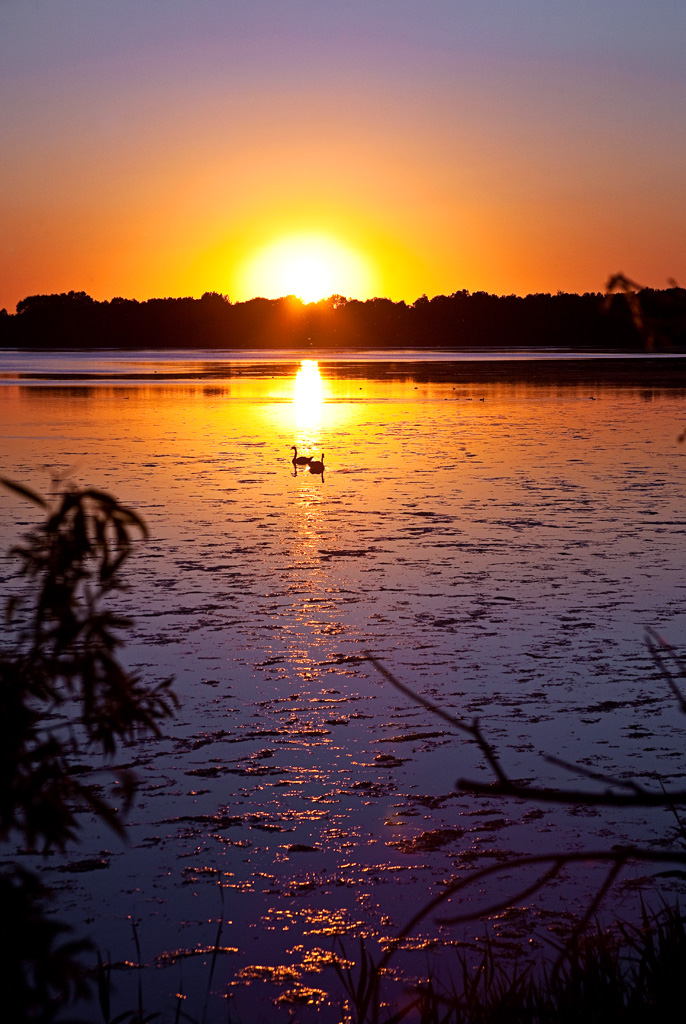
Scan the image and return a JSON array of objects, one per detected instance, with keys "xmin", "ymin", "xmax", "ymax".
[{"xmin": 3, "ymin": 285, "xmax": 685, "ymax": 351}]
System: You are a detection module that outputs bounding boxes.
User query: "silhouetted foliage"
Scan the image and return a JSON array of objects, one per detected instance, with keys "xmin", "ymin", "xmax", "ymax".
[
  {"xmin": 0, "ymin": 480, "xmax": 177, "ymax": 1020},
  {"xmin": 3, "ymin": 285, "xmax": 685, "ymax": 350},
  {"xmin": 0, "ymin": 866, "xmax": 92, "ymax": 1024}
]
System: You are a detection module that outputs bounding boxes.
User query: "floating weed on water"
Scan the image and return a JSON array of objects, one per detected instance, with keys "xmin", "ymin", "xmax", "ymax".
[
  {"xmin": 235, "ymin": 963, "xmax": 300, "ymax": 984},
  {"xmin": 154, "ymin": 946, "xmax": 239, "ymax": 966},
  {"xmin": 7, "ymin": 367, "xmax": 686, "ymax": 1021},
  {"xmin": 277, "ymin": 985, "xmax": 328, "ymax": 1005},
  {"xmin": 390, "ymin": 828, "xmax": 465, "ymax": 854}
]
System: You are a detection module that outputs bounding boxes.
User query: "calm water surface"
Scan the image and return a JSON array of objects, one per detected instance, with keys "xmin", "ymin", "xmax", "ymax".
[{"xmin": 2, "ymin": 350, "xmax": 686, "ymax": 1021}]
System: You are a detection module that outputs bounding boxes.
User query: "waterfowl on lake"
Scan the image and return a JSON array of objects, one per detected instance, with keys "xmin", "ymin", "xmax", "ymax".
[
  {"xmin": 291, "ymin": 446, "xmax": 313, "ymax": 465},
  {"xmin": 308, "ymin": 453, "xmax": 325, "ymax": 474}
]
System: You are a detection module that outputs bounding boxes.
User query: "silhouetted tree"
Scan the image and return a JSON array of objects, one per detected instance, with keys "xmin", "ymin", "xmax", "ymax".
[{"xmin": 3, "ymin": 287, "xmax": 670, "ymax": 351}]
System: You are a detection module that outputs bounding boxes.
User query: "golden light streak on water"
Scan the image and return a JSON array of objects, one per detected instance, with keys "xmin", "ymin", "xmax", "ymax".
[{"xmin": 293, "ymin": 359, "xmax": 324, "ymax": 429}]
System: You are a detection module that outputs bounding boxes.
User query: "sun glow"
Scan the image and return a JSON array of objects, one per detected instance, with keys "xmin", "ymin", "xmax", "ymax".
[{"xmin": 236, "ymin": 234, "xmax": 375, "ymax": 303}]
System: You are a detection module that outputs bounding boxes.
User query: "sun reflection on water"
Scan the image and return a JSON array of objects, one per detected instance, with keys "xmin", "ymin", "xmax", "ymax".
[{"xmin": 293, "ymin": 360, "xmax": 324, "ymax": 428}]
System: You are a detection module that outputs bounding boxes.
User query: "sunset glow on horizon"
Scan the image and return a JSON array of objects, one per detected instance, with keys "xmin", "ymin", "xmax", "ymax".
[
  {"xmin": 1, "ymin": 1, "xmax": 685, "ymax": 312},
  {"xmin": 236, "ymin": 234, "xmax": 377, "ymax": 304}
]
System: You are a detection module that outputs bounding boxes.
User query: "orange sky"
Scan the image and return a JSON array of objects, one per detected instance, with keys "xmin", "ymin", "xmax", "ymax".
[{"xmin": 1, "ymin": 1, "xmax": 685, "ymax": 311}]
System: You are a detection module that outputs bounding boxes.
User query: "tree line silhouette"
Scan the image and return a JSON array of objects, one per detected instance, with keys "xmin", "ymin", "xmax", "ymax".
[{"xmin": 1, "ymin": 286, "xmax": 685, "ymax": 350}]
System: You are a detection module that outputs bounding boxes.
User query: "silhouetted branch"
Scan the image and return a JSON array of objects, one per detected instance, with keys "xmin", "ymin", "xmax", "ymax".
[
  {"xmin": 455, "ymin": 779, "xmax": 686, "ymax": 807},
  {"xmin": 646, "ymin": 627, "xmax": 686, "ymax": 713},
  {"xmin": 543, "ymin": 754, "xmax": 645, "ymax": 792},
  {"xmin": 378, "ymin": 847, "xmax": 686, "ymax": 974},
  {"xmin": 365, "ymin": 646, "xmax": 686, "ymax": 810},
  {"xmin": 365, "ymin": 653, "xmax": 508, "ymax": 784},
  {"xmin": 364, "ymin": 636, "xmax": 686, "ymax": 973}
]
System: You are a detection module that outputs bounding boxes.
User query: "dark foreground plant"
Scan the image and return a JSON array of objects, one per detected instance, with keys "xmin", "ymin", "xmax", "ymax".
[
  {"xmin": 335, "ymin": 902, "xmax": 686, "ymax": 1024},
  {"xmin": 0, "ymin": 865, "xmax": 92, "ymax": 1024},
  {"xmin": 605, "ymin": 272, "xmax": 686, "ymax": 355},
  {"xmin": 0, "ymin": 479, "xmax": 177, "ymax": 1022}
]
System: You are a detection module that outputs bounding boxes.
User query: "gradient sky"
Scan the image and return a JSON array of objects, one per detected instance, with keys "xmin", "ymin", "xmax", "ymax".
[{"xmin": 2, "ymin": 0, "xmax": 685, "ymax": 310}]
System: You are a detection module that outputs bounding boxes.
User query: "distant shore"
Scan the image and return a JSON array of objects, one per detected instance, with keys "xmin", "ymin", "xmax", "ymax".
[{"xmin": 2, "ymin": 286, "xmax": 685, "ymax": 351}]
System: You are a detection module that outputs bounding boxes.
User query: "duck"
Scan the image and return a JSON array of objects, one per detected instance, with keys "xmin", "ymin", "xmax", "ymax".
[
  {"xmin": 291, "ymin": 446, "xmax": 313, "ymax": 466},
  {"xmin": 308, "ymin": 453, "xmax": 325, "ymax": 474}
]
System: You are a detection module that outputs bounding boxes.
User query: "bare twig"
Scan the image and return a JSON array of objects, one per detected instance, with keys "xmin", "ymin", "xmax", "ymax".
[
  {"xmin": 364, "ymin": 653, "xmax": 508, "ymax": 784},
  {"xmin": 378, "ymin": 847, "xmax": 686, "ymax": 974},
  {"xmin": 361, "ymin": 647, "xmax": 686, "ymax": 978},
  {"xmin": 543, "ymin": 754, "xmax": 644, "ymax": 792},
  {"xmin": 455, "ymin": 777, "xmax": 686, "ymax": 807},
  {"xmin": 646, "ymin": 627, "xmax": 686, "ymax": 713},
  {"xmin": 362, "ymin": 652, "xmax": 686, "ymax": 807}
]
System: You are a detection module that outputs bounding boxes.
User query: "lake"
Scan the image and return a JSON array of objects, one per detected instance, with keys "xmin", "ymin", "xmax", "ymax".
[{"xmin": 2, "ymin": 349, "xmax": 686, "ymax": 1022}]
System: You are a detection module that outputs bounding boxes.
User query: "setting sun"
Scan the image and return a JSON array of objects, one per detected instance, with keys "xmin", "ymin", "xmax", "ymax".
[{"xmin": 236, "ymin": 234, "xmax": 376, "ymax": 303}]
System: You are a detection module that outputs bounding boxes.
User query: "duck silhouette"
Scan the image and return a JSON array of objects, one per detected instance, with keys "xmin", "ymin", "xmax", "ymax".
[{"xmin": 291, "ymin": 446, "xmax": 313, "ymax": 466}]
